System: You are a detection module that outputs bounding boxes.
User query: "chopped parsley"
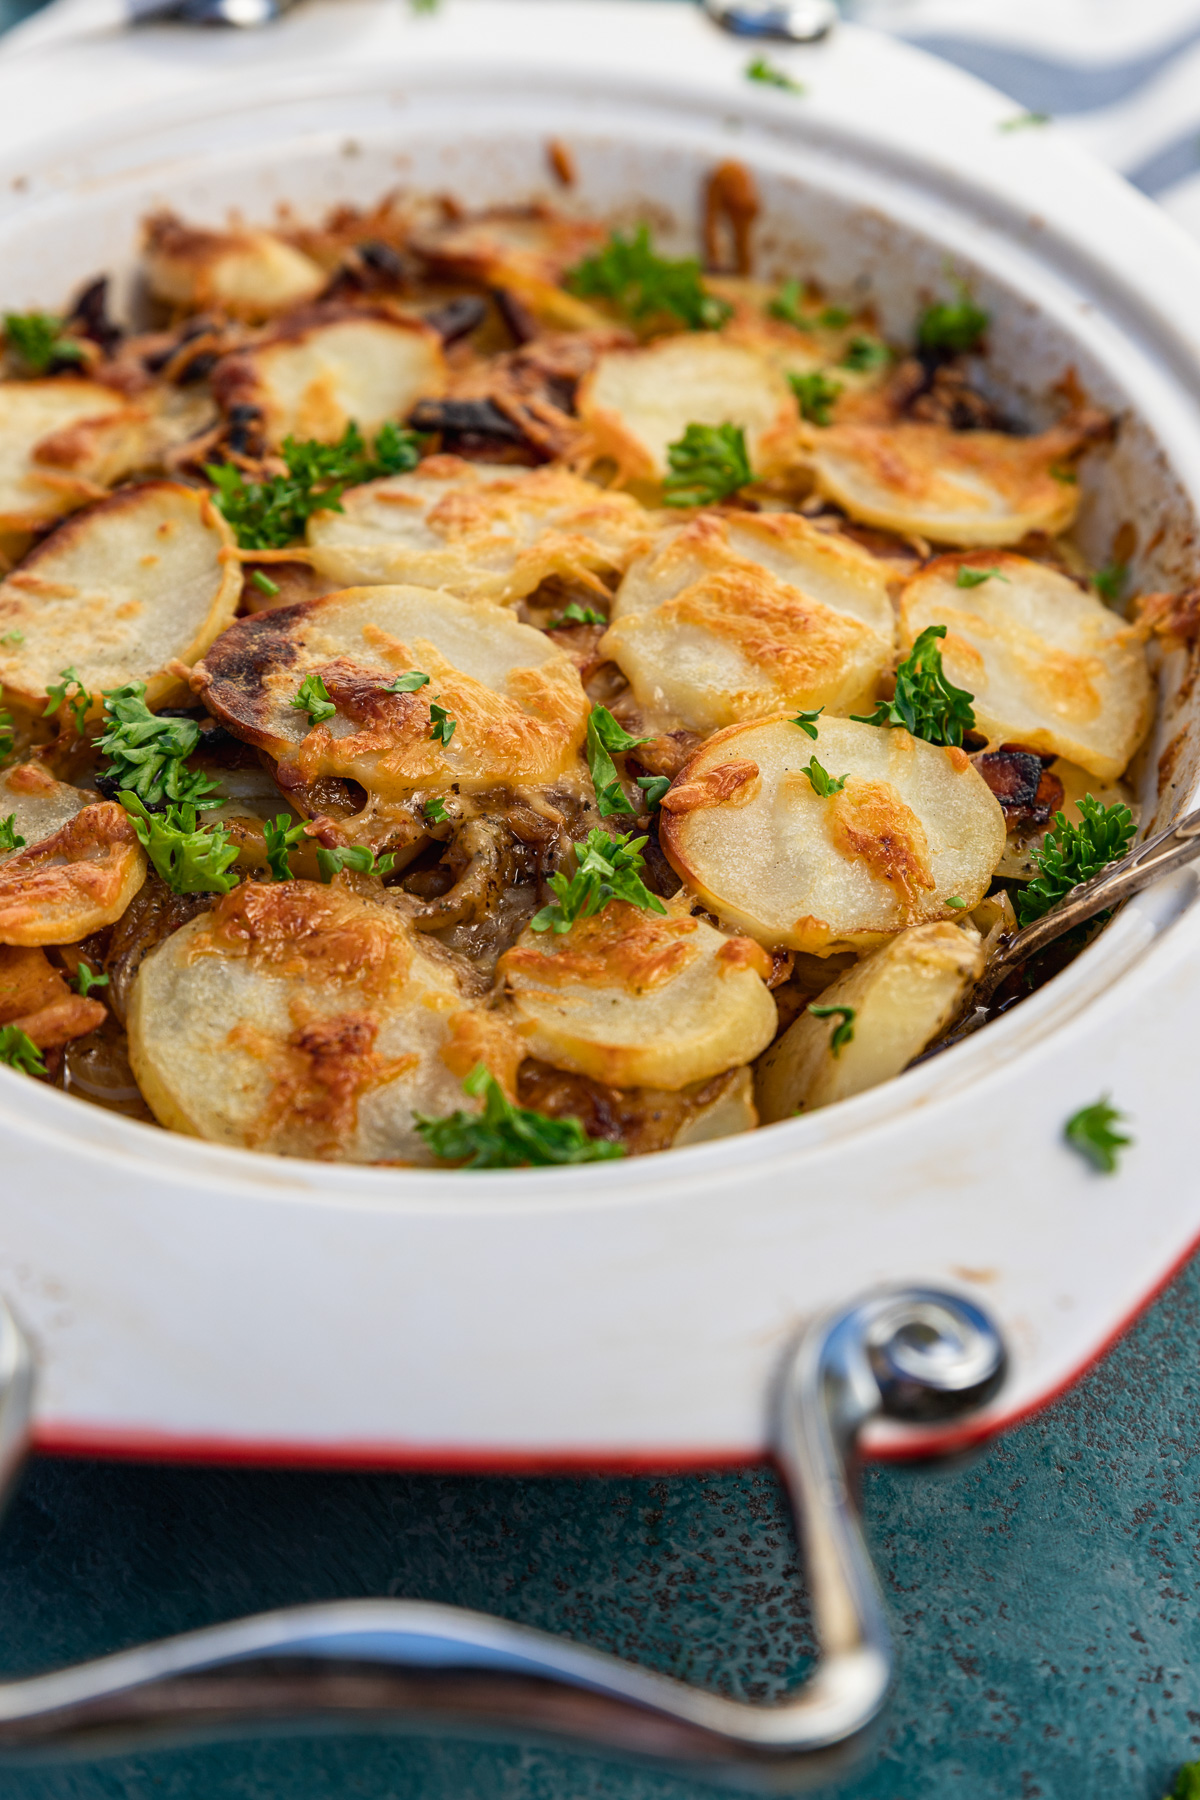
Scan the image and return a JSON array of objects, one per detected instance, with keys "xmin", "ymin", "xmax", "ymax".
[
  {"xmin": 415, "ymin": 1063, "xmax": 625, "ymax": 1169},
  {"xmin": 549, "ymin": 602, "xmax": 607, "ymax": 628},
  {"xmin": 0, "ymin": 814, "xmax": 24, "ymax": 852},
  {"xmin": 250, "ymin": 570, "xmax": 280, "ymax": 597},
  {"xmin": 663, "ymin": 422, "xmax": 752, "ymax": 508},
  {"xmin": 43, "ymin": 666, "xmax": 92, "ymax": 736},
  {"xmin": 424, "ymin": 797, "xmax": 449, "ymax": 825},
  {"xmin": 564, "ymin": 225, "xmax": 731, "ymax": 332},
  {"xmin": 1092, "ymin": 561, "xmax": 1128, "ymax": 605},
  {"xmin": 4, "ymin": 311, "xmax": 85, "ymax": 374},
  {"xmin": 853, "ymin": 625, "xmax": 976, "ymax": 747},
  {"xmin": 800, "ymin": 756, "xmax": 847, "ymax": 797},
  {"xmin": 807, "ymin": 1003, "xmax": 855, "ymax": 1056},
  {"xmin": 0, "ymin": 1024, "xmax": 46, "ymax": 1076},
  {"xmin": 839, "ymin": 335, "xmax": 890, "ymax": 373},
  {"xmin": 917, "ymin": 284, "xmax": 989, "ymax": 357},
  {"xmin": 769, "ymin": 280, "xmax": 808, "ymax": 328},
  {"xmin": 73, "ymin": 963, "xmax": 109, "ymax": 999},
  {"xmin": 1016, "ymin": 796, "xmax": 1136, "ymax": 927},
  {"xmin": 264, "ymin": 814, "xmax": 307, "ymax": 881},
  {"xmin": 745, "ymin": 57, "xmax": 805, "ymax": 92},
  {"xmin": 586, "ymin": 705, "xmax": 650, "ymax": 817},
  {"xmin": 96, "ymin": 682, "xmax": 221, "ymax": 810},
  {"xmin": 291, "ymin": 673, "xmax": 336, "ymax": 727},
  {"xmin": 316, "ymin": 843, "xmax": 397, "ymax": 882},
  {"xmin": 1064, "ymin": 1095, "xmax": 1132, "ymax": 1174},
  {"xmin": 531, "ymin": 827, "xmax": 667, "ymax": 934},
  {"xmin": 819, "ymin": 306, "xmax": 851, "ymax": 329},
  {"xmin": 789, "ymin": 370, "xmax": 842, "ymax": 426},
  {"xmin": 1000, "ymin": 111, "xmax": 1051, "ymax": 132},
  {"xmin": 946, "ymin": 895, "xmax": 968, "ymax": 910},
  {"xmin": 0, "ymin": 696, "xmax": 12, "ymax": 765},
  {"xmin": 385, "ymin": 670, "xmax": 431, "ymax": 693},
  {"xmin": 1, "ymin": 630, "xmax": 23, "ymax": 645},
  {"xmin": 120, "ymin": 793, "xmax": 239, "ymax": 895},
  {"xmin": 429, "ymin": 701, "xmax": 456, "ymax": 747},
  {"xmin": 956, "ymin": 566, "xmax": 1009, "ymax": 588},
  {"xmin": 636, "ymin": 773, "xmax": 671, "ymax": 810},
  {"xmin": 206, "ymin": 420, "xmax": 424, "ymax": 551},
  {"xmin": 790, "ymin": 707, "xmax": 824, "ymax": 740}
]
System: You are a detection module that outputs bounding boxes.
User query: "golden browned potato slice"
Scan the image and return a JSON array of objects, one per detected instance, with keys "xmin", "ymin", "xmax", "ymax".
[
  {"xmin": 143, "ymin": 211, "xmax": 326, "ymax": 318},
  {"xmin": 127, "ymin": 879, "xmax": 508, "ymax": 1162},
  {"xmin": 0, "ymin": 943, "xmax": 106, "ymax": 1048},
  {"xmin": 499, "ymin": 897, "xmax": 777, "ymax": 1089},
  {"xmin": 409, "ymin": 205, "xmax": 611, "ymax": 332},
  {"xmin": 576, "ymin": 334, "xmax": 798, "ymax": 484},
  {"xmin": 755, "ymin": 920, "xmax": 985, "ymax": 1120},
  {"xmin": 0, "ymin": 380, "xmax": 155, "ymax": 532},
  {"xmin": 212, "ymin": 307, "xmax": 447, "ymax": 449},
  {"xmin": 0, "ymin": 481, "xmax": 241, "ymax": 716},
  {"xmin": 994, "ymin": 757, "xmax": 1135, "ymax": 881},
  {"xmin": 0, "ymin": 762, "xmax": 92, "ymax": 855},
  {"xmin": 0, "ymin": 801, "xmax": 146, "ymax": 945},
  {"xmin": 660, "ymin": 715, "xmax": 1005, "ymax": 954},
  {"xmin": 801, "ymin": 422, "xmax": 1082, "ymax": 546},
  {"xmin": 307, "ymin": 457, "xmax": 651, "ymax": 603},
  {"xmin": 195, "ymin": 584, "xmax": 590, "ymax": 805},
  {"xmin": 900, "ymin": 553, "xmax": 1152, "ymax": 781},
  {"xmin": 601, "ymin": 511, "xmax": 895, "ymax": 733}
]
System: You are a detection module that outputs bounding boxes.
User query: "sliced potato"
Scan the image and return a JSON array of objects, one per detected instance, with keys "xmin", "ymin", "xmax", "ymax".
[
  {"xmin": 801, "ymin": 422, "xmax": 1083, "ymax": 545},
  {"xmin": 670, "ymin": 1064, "xmax": 758, "ymax": 1145},
  {"xmin": 576, "ymin": 334, "xmax": 798, "ymax": 484},
  {"xmin": 601, "ymin": 511, "xmax": 895, "ymax": 733},
  {"xmin": 0, "ymin": 481, "xmax": 241, "ymax": 715},
  {"xmin": 755, "ymin": 921, "xmax": 985, "ymax": 1120},
  {"xmin": 307, "ymin": 457, "xmax": 651, "ymax": 603},
  {"xmin": 660, "ymin": 715, "xmax": 1006, "ymax": 954},
  {"xmin": 127, "ymin": 879, "xmax": 507, "ymax": 1162},
  {"xmin": 0, "ymin": 380, "xmax": 154, "ymax": 532},
  {"xmin": 0, "ymin": 942, "xmax": 106, "ymax": 1048},
  {"xmin": 212, "ymin": 307, "xmax": 447, "ymax": 448},
  {"xmin": 195, "ymin": 584, "xmax": 590, "ymax": 805},
  {"xmin": 499, "ymin": 896, "xmax": 777, "ymax": 1089},
  {"xmin": 143, "ymin": 211, "xmax": 326, "ymax": 318},
  {"xmin": 410, "ymin": 204, "xmax": 605, "ymax": 290},
  {"xmin": 900, "ymin": 553, "xmax": 1151, "ymax": 781},
  {"xmin": 0, "ymin": 763, "xmax": 92, "ymax": 859},
  {"xmin": 0, "ymin": 801, "xmax": 146, "ymax": 945}
]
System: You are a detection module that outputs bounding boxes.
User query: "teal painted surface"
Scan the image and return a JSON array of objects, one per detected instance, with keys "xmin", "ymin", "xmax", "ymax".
[{"xmin": 0, "ymin": 1257, "xmax": 1198, "ymax": 1798}]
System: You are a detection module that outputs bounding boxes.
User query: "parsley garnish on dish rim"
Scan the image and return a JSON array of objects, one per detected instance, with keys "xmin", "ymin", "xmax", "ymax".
[
  {"xmin": 97, "ymin": 681, "xmax": 222, "ymax": 810},
  {"xmin": 745, "ymin": 57, "xmax": 805, "ymax": 93},
  {"xmin": 807, "ymin": 1003, "xmax": 856, "ymax": 1056},
  {"xmin": 4, "ymin": 311, "xmax": 85, "ymax": 375},
  {"xmin": 0, "ymin": 1024, "xmax": 46, "ymax": 1077},
  {"xmin": 586, "ymin": 705, "xmax": 650, "ymax": 817},
  {"xmin": 663, "ymin": 422, "xmax": 752, "ymax": 508},
  {"xmin": 531, "ymin": 827, "xmax": 667, "ymax": 935},
  {"xmin": 415, "ymin": 1063, "xmax": 625, "ymax": 1169},
  {"xmin": 565, "ymin": 225, "xmax": 731, "ymax": 332},
  {"xmin": 1017, "ymin": 796, "xmax": 1136, "ymax": 927},
  {"xmin": 120, "ymin": 793, "xmax": 239, "ymax": 896},
  {"xmin": 1064, "ymin": 1095, "xmax": 1132, "ymax": 1174},
  {"xmin": 854, "ymin": 625, "xmax": 976, "ymax": 747},
  {"xmin": 206, "ymin": 420, "xmax": 423, "ymax": 552}
]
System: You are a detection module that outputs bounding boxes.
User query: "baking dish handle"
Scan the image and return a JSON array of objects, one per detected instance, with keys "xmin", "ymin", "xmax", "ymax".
[{"xmin": 0, "ymin": 1287, "xmax": 1004, "ymax": 1786}]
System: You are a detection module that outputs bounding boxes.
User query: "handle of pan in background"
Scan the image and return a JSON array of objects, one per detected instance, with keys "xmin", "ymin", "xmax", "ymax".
[{"xmin": 0, "ymin": 1288, "xmax": 1004, "ymax": 1787}]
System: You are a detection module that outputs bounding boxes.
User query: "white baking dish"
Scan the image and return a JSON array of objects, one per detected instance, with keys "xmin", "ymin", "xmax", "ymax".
[{"xmin": 0, "ymin": 0, "xmax": 1197, "ymax": 1470}]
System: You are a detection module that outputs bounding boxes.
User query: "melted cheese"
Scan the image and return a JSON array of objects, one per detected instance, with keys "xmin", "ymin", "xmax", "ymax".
[
  {"xmin": 499, "ymin": 896, "xmax": 776, "ymax": 1089},
  {"xmin": 660, "ymin": 715, "xmax": 1006, "ymax": 953},
  {"xmin": 601, "ymin": 511, "xmax": 895, "ymax": 732},
  {"xmin": 307, "ymin": 457, "xmax": 651, "ymax": 602},
  {"xmin": 900, "ymin": 552, "xmax": 1152, "ymax": 780},
  {"xmin": 0, "ymin": 801, "xmax": 146, "ymax": 945}
]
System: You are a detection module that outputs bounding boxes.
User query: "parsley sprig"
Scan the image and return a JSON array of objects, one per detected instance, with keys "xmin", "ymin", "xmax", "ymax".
[
  {"xmin": 1092, "ymin": 561, "xmax": 1128, "ymax": 605},
  {"xmin": 316, "ymin": 843, "xmax": 397, "ymax": 882},
  {"xmin": 120, "ymin": 793, "xmax": 239, "ymax": 895},
  {"xmin": 415, "ymin": 1063, "xmax": 625, "ymax": 1169},
  {"xmin": 1016, "ymin": 797, "xmax": 1136, "ymax": 928},
  {"xmin": 74, "ymin": 963, "xmax": 108, "ymax": 1000},
  {"xmin": 292, "ymin": 673, "xmax": 336, "ymax": 727},
  {"xmin": 0, "ymin": 814, "xmax": 25, "ymax": 852},
  {"xmin": 385, "ymin": 671, "xmax": 431, "ymax": 694},
  {"xmin": 97, "ymin": 682, "xmax": 222, "ymax": 810},
  {"xmin": 564, "ymin": 226, "xmax": 731, "ymax": 332},
  {"xmin": 663, "ymin": 422, "xmax": 751, "ymax": 508},
  {"xmin": 206, "ymin": 420, "xmax": 423, "ymax": 552},
  {"xmin": 840, "ymin": 335, "xmax": 890, "ymax": 373},
  {"xmin": 853, "ymin": 625, "xmax": 976, "ymax": 747},
  {"xmin": 769, "ymin": 280, "xmax": 808, "ymax": 328},
  {"xmin": 264, "ymin": 815, "xmax": 307, "ymax": 881},
  {"xmin": 917, "ymin": 284, "xmax": 989, "ymax": 357},
  {"xmin": 0, "ymin": 697, "xmax": 13, "ymax": 765},
  {"xmin": 807, "ymin": 1003, "xmax": 855, "ymax": 1055},
  {"xmin": 0, "ymin": 1024, "xmax": 46, "ymax": 1076},
  {"xmin": 1064, "ymin": 1095, "xmax": 1132, "ymax": 1174},
  {"xmin": 531, "ymin": 828, "xmax": 667, "ymax": 935},
  {"xmin": 790, "ymin": 371, "xmax": 842, "ymax": 426},
  {"xmin": 549, "ymin": 602, "xmax": 606, "ymax": 629},
  {"xmin": 586, "ymin": 705, "xmax": 650, "ymax": 817},
  {"xmin": 636, "ymin": 774, "xmax": 670, "ymax": 810},
  {"xmin": 790, "ymin": 707, "xmax": 824, "ymax": 740},
  {"xmin": 956, "ymin": 567, "xmax": 1009, "ymax": 589},
  {"xmin": 44, "ymin": 666, "xmax": 92, "ymax": 736},
  {"xmin": 801, "ymin": 756, "xmax": 847, "ymax": 797},
  {"xmin": 4, "ymin": 312, "xmax": 85, "ymax": 375}
]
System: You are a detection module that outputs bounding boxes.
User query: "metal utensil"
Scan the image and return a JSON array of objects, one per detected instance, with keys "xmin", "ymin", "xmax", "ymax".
[
  {"xmin": 702, "ymin": 0, "xmax": 838, "ymax": 43},
  {"xmin": 0, "ymin": 1289, "xmax": 1003, "ymax": 1783}
]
